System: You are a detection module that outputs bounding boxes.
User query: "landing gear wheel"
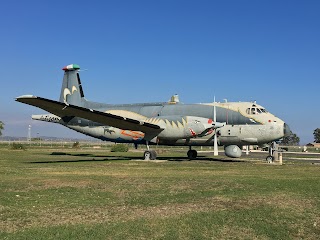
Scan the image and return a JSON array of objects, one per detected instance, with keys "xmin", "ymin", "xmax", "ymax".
[
  {"xmin": 266, "ymin": 155, "xmax": 274, "ymax": 163},
  {"xmin": 144, "ymin": 150, "xmax": 157, "ymax": 160},
  {"xmin": 187, "ymin": 150, "xmax": 198, "ymax": 160}
]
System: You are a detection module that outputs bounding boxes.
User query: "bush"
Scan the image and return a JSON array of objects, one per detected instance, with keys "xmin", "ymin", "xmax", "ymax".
[
  {"xmin": 72, "ymin": 141, "xmax": 80, "ymax": 149},
  {"xmin": 111, "ymin": 144, "xmax": 129, "ymax": 152},
  {"xmin": 10, "ymin": 143, "xmax": 26, "ymax": 150}
]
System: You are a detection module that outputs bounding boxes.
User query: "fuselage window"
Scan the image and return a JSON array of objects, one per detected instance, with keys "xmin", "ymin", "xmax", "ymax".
[{"xmin": 247, "ymin": 107, "xmax": 267, "ymax": 115}]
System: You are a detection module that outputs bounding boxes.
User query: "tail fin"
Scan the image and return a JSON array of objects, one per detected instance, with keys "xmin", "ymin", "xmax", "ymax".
[{"xmin": 59, "ymin": 64, "xmax": 86, "ymax": 107}]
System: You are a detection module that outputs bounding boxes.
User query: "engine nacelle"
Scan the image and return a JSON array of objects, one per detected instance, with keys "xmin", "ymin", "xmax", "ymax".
[{"xmin": 224, "ymin": 145, "xmax": 242, "ymax": 158}]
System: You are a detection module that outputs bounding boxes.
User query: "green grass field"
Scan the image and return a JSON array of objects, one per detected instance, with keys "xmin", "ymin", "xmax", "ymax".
[{"xmin": 1, "ymin": 145, "xmax": 320, "ymax": 239}]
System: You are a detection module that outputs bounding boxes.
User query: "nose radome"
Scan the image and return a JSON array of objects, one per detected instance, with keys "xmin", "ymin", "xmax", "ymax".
[{"xmin": 283, "ymin": 123, "xmax": 291, "ymax": 137}]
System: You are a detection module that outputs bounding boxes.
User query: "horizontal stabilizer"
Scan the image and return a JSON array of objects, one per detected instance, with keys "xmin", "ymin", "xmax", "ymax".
[
  {"xmin": 32, "ymin": 114, "xmax": 61, "ymax": 123},
  {"xmin": 16, "ymin": 95, "xmax": 163, "ymax": 139}
]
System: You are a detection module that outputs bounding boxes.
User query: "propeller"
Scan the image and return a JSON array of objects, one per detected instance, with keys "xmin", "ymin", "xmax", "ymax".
[{"xmin": 213, "ymin": 97, "xmax": 218, "ymax": 156}]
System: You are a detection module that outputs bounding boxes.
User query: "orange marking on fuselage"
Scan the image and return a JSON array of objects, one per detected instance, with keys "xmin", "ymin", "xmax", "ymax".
[{"xmin": 120, "ymin": 130, "xmax": 145, "ymax": 140}]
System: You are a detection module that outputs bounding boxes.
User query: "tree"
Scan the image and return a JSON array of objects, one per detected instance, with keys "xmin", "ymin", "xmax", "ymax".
[
  {"xmin": 313, "ymin": 128, "xmax": 320, "ymax": 143},
  {"xmin": 0, "ymin": 121, "xmax": 4, "ymax": 136},
  {"xmin": 280, "ymin": 132, "xmax": 300, "ymax": 146}
]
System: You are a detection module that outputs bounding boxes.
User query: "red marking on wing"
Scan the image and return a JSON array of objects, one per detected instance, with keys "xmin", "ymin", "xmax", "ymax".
[{"xmin": 189, "ymin": 128, "xmax": 197, "ymax": 137}]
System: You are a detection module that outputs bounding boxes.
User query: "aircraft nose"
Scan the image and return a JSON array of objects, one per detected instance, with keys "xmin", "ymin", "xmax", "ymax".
[{"xmin": 283, "ymin": 123, "xmax": 291, "ymax": 137}]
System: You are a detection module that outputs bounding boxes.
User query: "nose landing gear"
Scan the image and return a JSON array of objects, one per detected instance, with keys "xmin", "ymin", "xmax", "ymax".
[{"xmin": 266, "ymin": 141, "xmax": 278, "ymax": 163}]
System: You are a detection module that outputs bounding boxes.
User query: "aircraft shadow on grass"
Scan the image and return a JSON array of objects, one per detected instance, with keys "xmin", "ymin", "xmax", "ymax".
[{"xmin": 28, "ymin": 152, "xmax": 244, "ymax": 164}]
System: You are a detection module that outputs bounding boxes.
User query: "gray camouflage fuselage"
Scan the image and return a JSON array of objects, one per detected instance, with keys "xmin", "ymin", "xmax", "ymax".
[{"xmin": 34, "ymin": 100, "xmax": 287, "ymax": 147}]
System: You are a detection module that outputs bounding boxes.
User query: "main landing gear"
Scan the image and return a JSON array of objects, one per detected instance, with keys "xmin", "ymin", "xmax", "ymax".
[
  {"xmin": 187, "ymin": 146, "xmax": 197, "ymax": 160},
  {"xmin": 143, "ymin": 143, "xmax": 198, "ymax": 161},
  {"xmin": 143, "ymin": 150, "xmax": 157, "ymax": 160},
  {"xmin": 143, "ymin": 141, "xmax": 157, "ymax": 160}
]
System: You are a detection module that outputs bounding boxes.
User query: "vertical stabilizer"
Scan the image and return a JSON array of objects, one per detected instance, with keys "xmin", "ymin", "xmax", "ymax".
[{"xmin": 59, "ymin": 64, "xmax": 86, "ymax": 106}]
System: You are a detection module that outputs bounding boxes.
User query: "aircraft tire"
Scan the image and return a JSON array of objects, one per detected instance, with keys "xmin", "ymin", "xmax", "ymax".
[
  {"xmin": 144, "ymin": 150, "xmax": 157, "ymax": 160},
  {"xmin": 266, "ymin": 155, "xmax": 274, "ymax": 163},
  {"xmin": 187, "ymin": 150, "xmax": 197, "ymax": 160}
]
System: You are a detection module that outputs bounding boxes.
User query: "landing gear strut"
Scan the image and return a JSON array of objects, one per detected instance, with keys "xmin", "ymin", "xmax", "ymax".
[
  {"xmin": 266, "ymin": 141, "xmax": 278, "ymax": 163},
  {"xmin": 187, "ymin": 146, "xmax": 197, "ymax": 160},
  {"xmin": 143, "ymin": 150, "xmax": 157, "ymax": 160},
  {"xmin": 143, "ymin": 141, "xmax": 157, "ymax": 160}
]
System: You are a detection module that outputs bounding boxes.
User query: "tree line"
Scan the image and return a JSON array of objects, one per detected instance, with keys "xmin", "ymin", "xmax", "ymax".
[{"xmin": 0, "ymin": 121, "xmax": 3, "ymax": 136}]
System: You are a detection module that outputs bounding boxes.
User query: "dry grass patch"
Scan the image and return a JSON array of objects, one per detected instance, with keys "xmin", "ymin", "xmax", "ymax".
[
  {"xmin": 218, "ymin": 225, "xmax": 268, "ymax": 240},
  {"xmin": 2, "ymin": 193, "xmax": 317, "ymax": 233},
  {"xmin": 39, "ymin": 179, "xmax": 94, "ymax": 190}
]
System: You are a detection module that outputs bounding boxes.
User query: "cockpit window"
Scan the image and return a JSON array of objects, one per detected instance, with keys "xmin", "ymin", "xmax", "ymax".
[{"xmin": 246, "ymin": 107, "xmax": 268, "ymax": 115}]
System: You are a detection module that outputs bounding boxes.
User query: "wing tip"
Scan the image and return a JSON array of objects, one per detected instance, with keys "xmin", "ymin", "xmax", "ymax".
[{"xmin": 15, "ymin": 95, "xmax": 37, "ymax": 101}]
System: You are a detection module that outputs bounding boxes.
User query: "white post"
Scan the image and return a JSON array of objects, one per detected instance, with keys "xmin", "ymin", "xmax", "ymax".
[
  {"xmin": 279, "ymin": 152, "xmax": 283, "ymax": 165},
  {"xmin": 273, "ymin": 143, "xmax": 278, "ymax": 162}
]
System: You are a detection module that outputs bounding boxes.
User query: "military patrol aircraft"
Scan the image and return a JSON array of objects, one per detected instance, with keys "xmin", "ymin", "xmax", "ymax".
[{"xmin": 16, "ymin": 64, "xmax": 290, "ymax": 160}]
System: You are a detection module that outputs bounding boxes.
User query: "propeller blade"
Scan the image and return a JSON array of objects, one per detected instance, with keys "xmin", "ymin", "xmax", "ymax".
[
  {"xmin": 213, "ymin": 131, "xmax": 218, "ymax": 156},
  {"xmin": 213, "ymin": 96, "xmax": 216, "ymax": 122},
  {"xmin": 213, "ymin": 96, "xmax": 218, "ymax": 156}
]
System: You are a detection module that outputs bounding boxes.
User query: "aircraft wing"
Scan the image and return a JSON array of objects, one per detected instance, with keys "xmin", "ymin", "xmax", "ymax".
[{"xmin": 16, "ymin": 95, "xmax": 163, "ymax": 139}]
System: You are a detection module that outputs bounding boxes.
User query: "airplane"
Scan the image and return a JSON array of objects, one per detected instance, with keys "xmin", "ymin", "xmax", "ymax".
[{"xmin": 16, "ymin": 64, "xmax": 291, "ymax": 160}]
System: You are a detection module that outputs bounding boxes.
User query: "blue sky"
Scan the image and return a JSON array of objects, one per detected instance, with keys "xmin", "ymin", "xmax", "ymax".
[{"xmin": 1, "ymin": 0, "xmax": 319, "ymax": 144}]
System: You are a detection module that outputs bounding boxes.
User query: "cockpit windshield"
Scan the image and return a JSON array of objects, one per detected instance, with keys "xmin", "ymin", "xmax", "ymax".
[{"xmin": 246, "ymin": 107, "xmax": 267, "ymax": 115}]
